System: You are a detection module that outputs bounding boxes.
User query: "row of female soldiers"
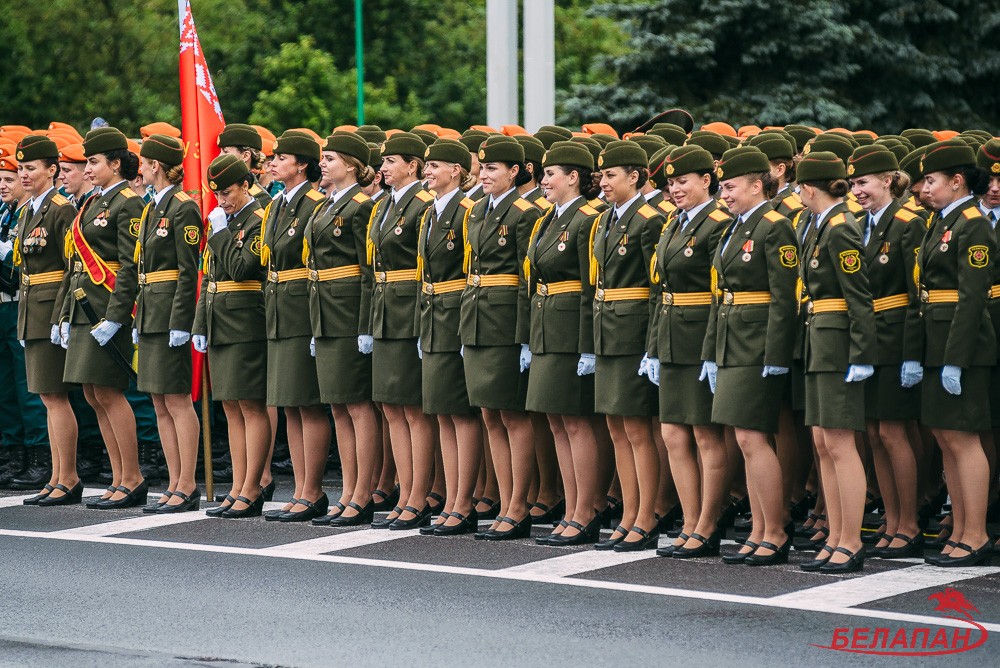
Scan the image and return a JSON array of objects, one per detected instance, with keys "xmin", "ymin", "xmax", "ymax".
[{"xmin": 7, "ymin": 119, "xmax": 1000, "ymax": 572}]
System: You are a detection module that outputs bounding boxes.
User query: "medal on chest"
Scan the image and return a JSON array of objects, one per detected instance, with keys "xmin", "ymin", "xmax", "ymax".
[
  {"xmin": 683, "ymin": 237, "xmax": 696, "ymax": 257},
  {"xmin": 557, "ymin": 230, "xmax": 569, "ymax": 252},
  {"xmin": 741, "ymin": 239, "xmax": 754, "ymax": 262},
  {"xmin": 24, "ymin": 227, "xmax": 48, "ymax": 254},
  {"xmin": 940, "ymin": 230, "xmax": 951, "ymax": 252},
  {"xmin": 446, "ymin": 229, "xmax": 456, "ymax": 251},
  {"xmin": 810, "ymin": 245, "xmax": 820, "ymax": 269},
  {"xmin": 94, "ymin": 210, "xmax": 109, "ymax": 227},
  {"xmin": 618, "ymin": 232, "xmax": 628, "ymax": 256},
  {"xmin": 288, "ymin": 218, "xmax": 299, "ymax": 237},
  {"xmin": 498, "ymin": 224, "xmax": 509, "ymax": 247},
  {"xmin": 156, "ymin": 218, "xmax": 170, "ymax": 237},
  {"xmin": 393, "ymin": 215, "xmax": 404, "ymax": 236},
  {"xmin": 235, "ymin": 229, "xmax": 245, "ymax": 248},
  {"xmin": 332, "ymin": 216, "xmax": 344, "ymax": 237},
  {"xmin": 879, "ymin": 241, "xmax": 890, "ymax": 264}
]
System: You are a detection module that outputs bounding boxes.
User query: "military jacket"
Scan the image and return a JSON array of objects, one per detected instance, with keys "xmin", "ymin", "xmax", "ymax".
[
  {"xmin": 417, "ymin": 191, "xmax": 474, "ymax": 352},
  {"xmin": 16, "ymin": 190, "xmax": 75, "ymax": 339}
]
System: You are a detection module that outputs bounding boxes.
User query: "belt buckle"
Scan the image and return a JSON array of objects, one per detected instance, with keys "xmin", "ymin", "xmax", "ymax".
[
  {"xmin": 308, "ymin": 269, "xmax": 319, "ymax": 282},
  {"xmin": 723, "ymin": 292, "xmax": 734, "ymax": 305},
  {"xmin": 537, "ymin": 284, "xmax": 548, "ymax": 296},
  {"xmin": 663, "ymin": 292, "xmax": 673, "ymax": 306},
  {"xmin": 21, "ymin": 274, "xmax": 29, "ymax": 286},
  {"xmin": 138, "ymin": 273, "xmax": 147, "ymax": 286},
  {"xmin": 470, "ymin": 274, "xmax": 481, "ymax": 287},
  {"xmin": 207, "ymin": 281, "xmax": 218, "ymax": 293},
  {"xmin": 376, "ymin": 271, "xmax": 387, "ymax": 283},
  {"xmin": 919, "ymin": 289, "xmax": 929, "ymax": 303},
  {"xmin": 74, "ymin": 261, "xmax": 83, "ymax": 273},
  {"xmin": 806, "ymin": 301, "xmax": 815, "ymax": 314},
  {"xmin": 596, "ymin": 288, "xmax": 605, "ymax": 301},
  {"xmin": 267, "ymin": 270, "xmax": 278, "ymax": 283},
  {"xmin": 422, "ymin": 282, "xmax": 434, "ymax": 295}
]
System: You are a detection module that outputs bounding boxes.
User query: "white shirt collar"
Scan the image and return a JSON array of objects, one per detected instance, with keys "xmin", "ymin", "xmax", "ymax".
[
  {"xmin": 740, "ymin": 200, "xmax": 768, "ymax": 224},
  {"xmin": 555, "ymin": 196, "xmax": 582, "ymax": 218},
  {"xmin": 643, "ymin": 189, "xmax": 660, "ymax": 202},
  {"xmin": 392, "ymin": 179, "xmax": 420, "ymax": 203},
  {"xmin": 489, "ymin": 187, "xmax": 516, "ymax": 210},
  {"xmin": 434, "ymin": 187, "xmax": 460, "ymax": 216},
  {"xmin": 101, "ymin": 180, "xmax": 126, "ymax": 196},
  {"xmin": 940, "ymin": 194, "xmax": 975, "ymax": 219},
  {"xmin": 814, "ymin": 202, "xmax": 840, "ymax": 228},
  {"xmin": 330, "ymin": 186, "xmax": 353, "ymax": 204},
  {"xmin": 153, "ymin": 184, "xmax": 173, "ymax": 206},
  {"xmin": 681, "ymin": 199, "xmax": 712, "ymax": 222},
  {"xmin": 233, "ymin": 199, "xmax": 255, "ymax": 219},
  {"xmin": 869, "ymin": 201, "xmax": 892, "ymax": 227},
  {"xmin": 613, "ymin": 191, "xmax": 644, "ymax": 217},
  {"xmin": 979, "ymin": 200, "xmax": 1000, "ymax": 220},
  {"xmin": 30, "ymin": 187, "xmax": 55, "ymax": 214},
  {"xmin": 283, "ymin": 180, "xmax": 308, "ymax": 203}
]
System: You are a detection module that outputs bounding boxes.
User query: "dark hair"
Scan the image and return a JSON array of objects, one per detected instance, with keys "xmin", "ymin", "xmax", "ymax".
[
  {"xmin": 104, "ymin": 148, "xmax": 139, "ymax": 181},
  {"xmin": 40, "ymin": 157, "xmax": 61, "ymax": 184},
  {"xmin": 399, "ymin": 155, "xmax": 425, "ymax": 180},
  {"xmin": 617, "ymin": 164, "xmax": 649, "ymax": 190},
  {"xmin": 555, "ymin": 165, "xmax": 602, "ymax": 200},
  {"xmin": 744, "ymin": 170, "xmax": 779, "ymax": 199},
  {"xmin": 163, "ymin": 163, "xmax": 184, "ymax": 186},
  {"xmin": 524, "ymin": 160, "xmax": 542, "ymax": 186},
  {"xmin": 294, "ymin": 155, "xmax": 323, "ymax": 183},
  {"xmin": 802, "ymin": 179, "xmax": 850, "ymax": 198},
  {"xmin": 500, "ymin": 161, "xmax": 532, "ymax": 188},
  {"xmin": 770, "ymin": 158, "xmax": 795, "ymax": 187},
  {"xmin": 942, "ymin": 165, "xmax": 989, "ymax": 196},
  {"xmin": 691, "ymin": 168, "xmax": 720, "ymax": 196},
  {"xmin": 237, "ymin": 146, "xmax": 266, "ymax": 171}
]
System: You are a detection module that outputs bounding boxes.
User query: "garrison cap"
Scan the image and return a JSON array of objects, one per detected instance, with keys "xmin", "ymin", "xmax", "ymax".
[
  {"xmin": 919, "ymin": 139, "xmax": 977, "ymax": 174},
  {"xmin": 218, "ymin": 123, "xmax": 263, "ymax": 151},
  {"xmin": 355, "ymin": 125, "xmax": 387, "ymax": 144},
  {"xmin": 274, "ymin": 130, "xmax": 322, "ymax": 161},
  {"xmin": 900, "ymin": 129, "xmax": 937, "ymax": 149},
  {"xmin": 976, "ymin": 139, "xmax": 1000, "ymax": 176},
  {"xmin": 478, "ymin": 135, "xmax": 524, "ymax": 164},
  {"xmin": 139, "ymin": 134, "xmax": 184, "ymax": 166},
  {"xmin": 458, "ymin": 129, "xmax": 490, "ymax": 153},
  {"xmin": 597, "ymin": 140, "xmax": 647, "ymax": 170},
  {"xmin": 685, "ymin": 131, "xmax": 729, "ymax": 158},
  {"xmin": 804, "ymin": 135, "xmax": 853, "ymax": 164},
  {"xmin": 410, "ymin": 127, "xmax": 439, "ymax": 147},
  {"xmin": 206, "ymin": 154, "xmax": 250, "ymax": 192},
  {"xmin": 425, "ymin": 138, "xmax": 472, "ymax": 172},
  {"xmin": 899, "ymin": 148, "xmax": 926, "ymax": 183},
  {"xmin": 715, "ymin": 146, "xmax": 770, "ymax": 181},
  {"xmin": 847, "ymin": 145, "xmax": 898, "ymax": 178},
  {"xmin": 542, "ymin": 140, "xmax": 594, "ymax": 171},
  {"xmin": 15, "ymin": 135, "xmax": 59, "ymax": 162},
  {"xmin": 83, "ymin": 127, "xmax": 128, "ymax": 156},
  {"xmin": 664, "ymin": 145, "xmax": 715, "ymax": 177},
  {"xmin": 382, "ymin": 131, "xmax": 430, "ymax": 159},
  {"xmin": 783, "ymin": 124, "xmax": 819, "ymax": 153},
  {"xmin": 647, "ymin": 123, "xmax": 688, "ymax": 146},
  {"xmin": 796, "ymin": 150, "xmax": 847, "ymax": 183},
  {"xmin": 747, "ymin": 134, "xmax": 794, "ymax": 160},
  {"xmin": 534, "ymin": 125, "xmax": 573, "ymax": 149},
  {"xmin": 367, "ymin": 142, "xmax": 383, "ymax": 169},
  {"xmin": 324, "ymin": 131, "xmax": 371, "ymax": 165},
  {"xmin": 647, "ymin": 146, "xmax": 676, "ymax": 189},
  {"xmin": 570, "ymin": 136, "xmax": 603, "ymax": 165},
  {"xmin": 514, "ymin": 135, "xmax": 546, "ymax": 164},
  {"xmin": 631, "ymin": 134, "xmax": 668, "ymax": 160}
]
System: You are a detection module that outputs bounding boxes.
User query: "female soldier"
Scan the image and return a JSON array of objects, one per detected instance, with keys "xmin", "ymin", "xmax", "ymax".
[
  {"xmin": 527, "ymin": 141, "xmax": 606, "ymax": 545},
  {"xmin": 305, "ymin": 132, "xmax": 379, "ymax": 527},
  {"xmin": 589, "ymin": 140, "xmax": 664, "ymax": 552},
  {"xmin": 217, "ymin": 124, "xmax": 271, "ymax": 208},
  {"xmin": 260, "ymin": 130, "xmax": 330, "ymax": 522},
  {"xmin": 417, "ymin": 139, "xmax": 483, "ymax": 535},
  {"xmin": 12, "ymin": 136, "xmax": 80, "ymax": 505},
  {"xmin": 461, "ymin": 135, "xmax": 540, "ymax": 541},
  {"xmin": 61, "ymin": 128, "xmax": 144, "ymax": 508},
  {"xmin": 131, "ymin": 135, "xmax": 203, "ymax": 512},
  {"xmin": 703, "ymin": 147, "xmax": 798, "ymax": 565},
  {"xmin": 795, "ymin": 151, "xmax": 877, "ymax": 573},
  {"xmin": 193, "ymin": 155, "xmax": 269, "ymax": 518},
  {"xmin": 646, "ymin": 145, "xmax": 731, "ymax": 558},
  {"xmin": 367, "ymin": 132, "xmax": 437, "ymax": 530},
  {"xmin": 909, "ymin": 140, "xmax": 995, "ymax": 566},
  {"xmin": 847, "ymin": 146, "xmax": 923, "ymax": 559}
]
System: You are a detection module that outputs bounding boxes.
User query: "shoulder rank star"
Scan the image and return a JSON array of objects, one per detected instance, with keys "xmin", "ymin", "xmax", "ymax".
[{"xmin": 940, "ymin": 230, "xmax": 951, "ymax": 252}]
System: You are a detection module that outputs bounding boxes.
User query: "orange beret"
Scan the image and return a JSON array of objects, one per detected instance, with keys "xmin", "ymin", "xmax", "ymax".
[
  {"xmin": 0, "ymin": 155, "xmax": 17, "ymax": 171},
  {"xmin": 58, "ymin": 143, "xmax": 87, "ymax": 163},
  {"xmin": 738, "ymin": 125, "xmax": 762, "ymax": 138},
  {"xmin": 1, "ymin": 125, "xmax": 32, "ymax": 135},
  {"xmin": 140, "ymin": 122, "xmax": 181, "ymax": 139},
  {"xmin": 470, "ymin": 125, "xmax": 498, "ymax": 134},
  {"xmin": 0, "ymin": 129, "xmax": 28, "ymax": 144},
  {"xmin": 437, "ymin": 128, "xmax": 461, "ymax": 139},
  {"xmin": 251, "ymin": 125, "xmax": 276, "ymax": 156},
  {"xmin": 333, "ymin": 124, "xmax": 358, "ymax": 133},
  {"xmin": 933, "ymin": 129, "xmax": 959, "ymax": 141},
  {"xmin": 288, "ymin": 127, "xmax": 323, "ymax": 146},
  {"xmin": 385, "ymin": 128, "xmax": 404, "ymax": 138},
  {"xmin": 701, "ymin": 121, "xmax": 737, "ymax": 138},
  {"xmin": 582, "ymin": 123, "xmax": 619, "ymax": 138},
  {"xmin": 48, "ymin": 121, "xmax": 82, "ymax": 139},
  {"xmin": 413, "ymin": 123, "xmax": 442, "ymax": 134},
  {"xmin": 826, "ymin": 127, "xmax": 853, "ymax": 138},
  {"xmin": 127, "ymin": 138, "xmax": 142, "ymax": 156},
  {"xmin": 854, "ymin": 129, "xmax": 878, "ymax": 139},
  {"xmin": 501, "ymin": 124, "xmax": 528, "ymax": 136}
]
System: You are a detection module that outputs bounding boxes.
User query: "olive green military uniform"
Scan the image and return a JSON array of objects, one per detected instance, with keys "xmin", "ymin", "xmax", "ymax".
[
  {"xmin": 368, "ymin": 183, "xmax": 434, "ymax": 406},
  {"xmin": 133, "ymin": 185, "xmax": 202, "ymax": 394},
  {"xmin": 520, "ymin": 186, "xmax": 552, "ymax": 214},
  {"xmin": 306, "ymin": 184, "xmax": 375, "ymax": 405},
  {"xmin": 61, "ymin": 182, "xmax": 142, "ymax": 389},
  {"xmin": 524, "ymin": 198, "xmax": 598, "ymax": 416},
  {"xmin": 790, "ymin": 208, "xmax": 813, "ymax": 411},
  {"xmin": 417, "ymin": 192, "xmax": 477, "ymax": 415},
  {"xmin": 860, "ymin": 200, "xmax": 922, "ymax": 420},
  {"xmin": 263, "ymin": 183, "xmax": 326, "ymax": 406},
  {"xmin": 16, "ymin": 189, "xmax": 75, "ymax": 393},
  {"xmin": 703, "ymin": 203, "xmax": 798, "ymax": 433},
  {"xmin": 649, "ymin": 200, "xmax": 730, "ymax": 424},
  {"xmin": 249, "ymin": 177, "xmax": 272, "ymax": 208},
  {"xmin": 800, "ymin": 203, "xmax": 877, "ymax": 431},
  {"xmin": 590, "ymin": 197, "xmax": 663, "ymax": 416},
  {"xmin": 911, "ymin": 200, "xmax": 996, "ymax": 431},
  {"xmin": 772, "ymin": 186, "xmax": 804, "ymax": 220},
  {"xmin": 192, "ymin": 200, "xmax": 267, "ymax": 401},
  {"xmin": 460, "ymin": 191, "xmax": 539, "ymax": 410}
]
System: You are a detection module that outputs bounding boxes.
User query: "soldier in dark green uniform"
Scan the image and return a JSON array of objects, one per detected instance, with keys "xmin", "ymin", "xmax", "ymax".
[
  {"xmin": 367, "ymin": 132, "xmax": 437, "ymax": 530},
  {"xmin": 12, "ymin": 135, "xmax": 80, "ymax": 505},
  {"xmin": 305, "ymin": 132, "xmax": 379, "ymax": 527},
  {"xmin": 217, "ymin": 123, "xmax": 272, "ymax": 208},
  {"xmin": 646, "ymin": 145, "xmax": 731, "ymax": 558},
  {"xmin": 461, "ymin": 135, "xmax": 540, "ymax": 540},
  {"xmin": 704, "ymin": 147, "xmax": 797, "ymax": 565},
  {"xmin": 590, "ymin": 140, "xmax": 664, "ymax": 552},
  {"xmin": 193, "ymin": 155, "xmax": 269, "ymax": 518},
  {"xmin": 63, "ymin": 127, "xmax": 146, "ymax": 509},
  {"xmin": 458, "ymin": 129, "xmax": 490, "ymax": 202},
  {"xmin": 416, "ymin": 138, "xmax": 482, "ymax": 535},
  {"xmin": 911, "ymin": 140, "xmax": 994, "ymax": 566},
  {"xmin": 261, "ymin": 130, "xmax": 330, "ymax": 522},
  {"xmin": 526, "ymin": 141, "xmax": 606, "ymax": 545},
  {"xmin": 847, "ymin": 145, "xmax": 923, "ymax": 559},
  {"xmin": 796, "ymin": 151, "xmax": 877, "ymax": 573}
]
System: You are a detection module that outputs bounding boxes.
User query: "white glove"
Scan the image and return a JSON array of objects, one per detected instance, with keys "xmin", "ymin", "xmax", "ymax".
[
  {"xmin": 192, "ymin": 334, "xmax": 208, "ymax": 353},
  {"xmin": 168, "ymin": 329, "xmax": 191, "ymax": 347},
  {"xmin": 638, "ymin": 353, "xmax": 649, "ymax": 377},
  {"xmin": 0, "ymin": 239, "xmax": 12, "ymax": 260},
  {"xmin": 699, "ymin": 360, "xmax": 718, "ymax": 394},
  {"xmin": 132, "ymin": 328, "xmax": 139, "ymax": 345},
  {"xmin": 941, "ymin": 365, "xmax": 962, "ymax": 395},
  {"xmin": 460, "ymin": 345, "xmax": 464, "ymax": 358},
  {"xmin": 309, "ymin": 336, "xmax": 316, "ymax": 357},
  {"xmin": 208, "ymin": 206, "xmax": 228, "ymax": 235},
  {"xmin": 646, "ymin": 357, "xmax": 660, "ymax": 385},
  {"xmin": 900, "ymin": 360, "xmax": 923, "ymax": 388},
  {"xmin": 577, "ymin": 353, "xmax": 596, "ymax": 376},
  {"xmin": 50, "ymin": 324, "xmax": 61, "ymax": 346},
  {"xmin": 845, "ymin": 364, "xmax": 874, "ymax": 382},
  {"xmin": 416, "ymin": 337, "xmax": 422, "ymax": 360},
  {"xmin": 60, "ymin": 322, "xmax": 70, "ymax": 349},
  {"xmin": 762, "ymin": 365, "xmax": 789, "ymax": 377},
  {"xmin": 519, "ymin": 343, "xmax": 532, "ymax": 372},
  {"xmin": 90, "ymin": 320, "xmax": 122, "ymax": 346},
  {"xmin": 19, "ymin": 340, "xmax": 25, "ymax": 348},
  {"xmin": 358, "ymin": 334, "xmax": 373, "ymax": 355}
]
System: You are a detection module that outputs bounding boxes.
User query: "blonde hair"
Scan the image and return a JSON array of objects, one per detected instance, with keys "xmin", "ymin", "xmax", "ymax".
[
  {"xmin": 459, "ymin": 166, "xmax": 477, "ymax": 191},
  {"xmin": 164, "ymin": 163, "xmax": 184, "ymax": 186},
  {"xmin": 340, "ymin": 153, "xmax": 376, "ymax": 187}
]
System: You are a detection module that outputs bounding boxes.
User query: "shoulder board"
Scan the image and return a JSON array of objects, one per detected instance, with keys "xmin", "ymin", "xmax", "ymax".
[
  {"xmin": 588, "ymin": 198, "xmax": 604, "ymax": 208},
  {"xmin": 173, "ymin": 190, "xmax": 192, "ymax": 202},
  {"xmin": 846, "ymin": 198, "xmax": 863, "ymax": 213},
  {"xmin": 579, "ymin": 204, "xmax": 598, "ymax": 216},
  {"xmin": 893, "ymin": 208, "xmax": 918, "ymax": 223},
  {"xmin": 352, "ymin": 192, "xmax": 370, "ymax": 204},
  {"xmin": 902, "ymin": 199, "xmax": 923, "ymax": 212},
  {"xmin": 119, "ymin": 187, "xmax": 138, "ymax": 199},
  {"xmin": 414, "ymin": 189, "xmax": 434, "ymax": 203},
  {"xmin": 304, "ymin": 189, "xmax": 324, "ymax": 201},
  {"xmin": 708, "ymin": 208, "xmax": 729, "ymax": 222},
  {"xmin": 782, "ymin": 194, "xmax": 801, "ymax": 209},
  {"xmin": 512, "ymin": 198, "xmax": 534, "ymax": 212},
  {"xmin": 249, "ymin": 184, "xmax": 263, "ymax": 195},
  {"xmin": 763, "ymin": 210, "xmax": 785, "ymax": 223},
  {"xmin": 459, "ymin": 197, "xmax": 475, "ymax": 210},
  {"xmin": 51, "ymin": 194, "xmax": 69, "ymax": 206},
  {"xmin": 534, "ymin": 196, "xmax": 552, "ymax": 210},
  {"xmin": 962, "ymin": 206, "xmax": 984, "ymax": 221},
  {"xmin": 253, "ymin": 208, "xmax": 266, "ymax": 219},
  {"xmin": 637, "ymin": 203, "xmax": 658, "ymax": 219},
  {"xmin": 829, "ymin": 212, "xmax": 847, "ymax": 227}
]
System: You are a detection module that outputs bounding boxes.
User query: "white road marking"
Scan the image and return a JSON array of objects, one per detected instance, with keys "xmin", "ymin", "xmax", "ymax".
[
  {"xmin": 500, "ymin": 549, "xmax": 658, "ymax": 577},
  {"xmin": 769, "ymin": 563, "xmax": 1000, "ymax": 607},
  {"xmin": 0, "ymin": 488, "xmax": 112, "ymax": 509},
  {"xmin": 257, "ymin": 527, "xmax": 420, "ymax": 556},
  {"xmin": 49, "ymin": 512, "xmax": 212, "ymax": 537},
  {"xmin": 0, "ymin": 525, "xmax": 997, "ymax": 632}
]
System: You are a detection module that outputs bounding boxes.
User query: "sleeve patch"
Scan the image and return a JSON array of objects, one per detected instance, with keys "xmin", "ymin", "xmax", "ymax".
[
  {"xmin": 249, "ymin": 235, "xmax": 262, "ymax": 257},
  {"xmin": 969, "ymin": 245, "xmax": 989, "ymax": 268},
  {"xmin": 839, "ymin": 249, "xmax": 861, "ymax": 273},
  {"xmin": 779, "ymin": 245, "xmax": 798, "ymax": 268},
  {"xmin": 128, "ymin": 218, "xmax": 141, "ymax": 237},
  {"xmin": 183, "ymin": 225, "xmax": 201, "ymax": 245}
]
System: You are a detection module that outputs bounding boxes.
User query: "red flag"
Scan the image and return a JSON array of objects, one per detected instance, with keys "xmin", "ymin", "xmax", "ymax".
[{"xmin": 179, "ymin": 0, "xmax": 225, "ymax": 400}]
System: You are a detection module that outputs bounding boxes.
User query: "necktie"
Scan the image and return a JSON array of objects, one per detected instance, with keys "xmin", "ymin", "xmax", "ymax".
[
  {"xmin": 427, "ymin": 208, "xmax": 437, "ymax": 241},
  {"xmin": 991, "ymin": 211, "xmax": 999, "ymax": 229},
  {"xmin": 379, "ymin": 195, "xmax": 396, "ymax": 230},
  {"xmin": 486, "ymin": 200, "xmax": 495, "ymax": 218},
  {"xmin": 863, "ymin": 213, "xmax": 875, "ymax": 246},
  {"xmin": 605, "ymin": 210, "xmax": 619, "ymax": 239},
  {"xmin": 677, "ymin": 211, "xmax": 689, "ymax": 232},
  {"xmin": 721, "ymin": 217, "xmax": 742, "ymax": 254},
  {"xmin": 273, "ymin": 196, "xmax": 288, "ymax": 223}
]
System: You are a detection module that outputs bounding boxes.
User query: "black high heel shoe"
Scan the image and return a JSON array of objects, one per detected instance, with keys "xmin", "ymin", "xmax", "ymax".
[
  {"xmin": 924, "ymin": 540, "xmax": 960, "ymax": 565},
  {"xmin": 598, "ymin": 496, "xmax": 623, "ymax": 529},
  {"xmin": 476, "ymin": 497, "xmax": 501, "ymax": 521},
  {"xmin": 206, "ymin": 494, "xmax": 233, "ymax": 517},
  {"xmin": 613, "ymin": 526, "xmax": 660, "ymax": 552},
  {"xmin": 260, "ymin": 480, "xmax": 276, "ymax": 502},
  {"xmin": 22, "ymin": 484, "xmax": 55, "ymax": 506},
  {"xmin": 279, "ymin": 494, "xmax": 329, "ymax": 522},
  {"xmin": 483, "ymin": 515, "xmax": 532, "ymax": 541},
  {"xmin": 157, "ymin": 488, "xmax": 201, "ymax": 513},
  {"xmin": 434, "ymin": 510, "xmax": 479, "ymax": 536},
  {"xmin": 932, "ymin": 541, "xmax": 993, "ymax": 568},
  {"xmin": 530, "ymin": 499, "xmax": 566, "ymax": 526},
  {"xmin": 426, "ymin": 492, "xmax": 446, "ymax": 516},
  {"xmin": 536, "ymin": 520, "xmax": 569, "ymax": 545},
  {"xmin": 795, "ymin": 512, "xmax": 826, "ymax": 537},
  {"xmin": 799, "ymin": 544, "xmax": 834, "ymax": 571},
  {"xmin": 312, "ymin": 502, "xmax": 347, "ymax": 526},
  {"xmin": 389, "ymin": 505, "xmax": 432, "ymax": 530},
  {"xmin": 876, "ymin": 532, "xmax": 924, "ymax": 559},
  {"xmin": 549, "ymin": 516, "xmax": 602, "ymax": 546},
  {"xmin": 264, "ymin": 499, "xmax": 298, "ymax": 522},
  {"xmin": 96, "ymin": 481, "xmax": 149, "ymax": 509},
  {"xmin": 222, "ymin": 495, "xmax": 264, "ymax": 519},
  {"xmin": 147, "ymin": 491, "xmax": 176, "ymax": 514},
  {"xmin": 330, "ymin": 501, "xmax": 376, "ymax": 527},
  {"xmin": 86, "ymin": 486, "xmax": 117, "ymax": 509},
  {"xmin": 655, "ymin": 532, "xmax": 689, "ymax": 558},
  {"xmin": 371, "ymin": 485, "xmax": 399, "ymax": 512},
  {"xmin": 926, "ymin": 520, "xmax": 953, "ymax": 548},
  {"xmin": 656, "ymin": 505, "xmax": 683, "ymax": 535},
  {"xmin": 793, "ymin": 525, "xmax": 829, "ymax": 551},
  {"xmin": 819, "ymin": 546, "xmax": 866, "ymax": 573},
  {"xmin": 745, "ymin": 536, "xmax": 792, "ymax": 566},
  {"xmin": 722, "ymin": 541, "xmax": 759, "ymax": 565},
  {"xmin": 594, "ymin": 525, "xmax": 628, "ymax": 551},
  {"xmin": 37, "ymin": 482, "xmax": 84, "ymax": 507},
  {"xmin": 672, "ymin": 531, "xmax": 721, "ymax": 559},
  {"xmin": 420, "ymin": 512, "xmax": 449, "ymax": 535},
  {"xmin": 371, "ymin": 505, "xmax": 403, "ymax": 529}
]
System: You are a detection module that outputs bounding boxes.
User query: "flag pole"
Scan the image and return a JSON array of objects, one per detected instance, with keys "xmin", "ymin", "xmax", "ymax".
[{"xmin": 355, "ymin": 0, "xmax": 365, "ymax": 124}]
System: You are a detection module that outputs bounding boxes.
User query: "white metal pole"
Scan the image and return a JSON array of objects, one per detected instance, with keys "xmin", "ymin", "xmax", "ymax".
[
  {"xmin": 522, "ymin": 0, "xmax": 554, "ymax": 132},
  {"xmin": 486, "ymin": 0, "xmax": 519, "ymax": 128}
]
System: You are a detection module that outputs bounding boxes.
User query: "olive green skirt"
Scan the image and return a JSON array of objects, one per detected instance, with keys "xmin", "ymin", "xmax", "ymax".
[
  {"xmin": 315, "ymin": 336, "xmax": 372, "ymax": 405},
  {"xmin": 464, "ymin": 344, "xmax": 528, "ymax": 412},
  {"xmin": 267, "ymin": 336, "xmax": 321, "ymax": 407},
  {"xmin": 921, "ymin": 366, "xmax": 991, "ymax": 432},
  {"xmin": 25, "ymin": 340, "xmax": 71, "ymax": 394},
  {"xmin": 208, "ymin": 340, "xmax": 267, "ymax": 402},
  {"xmin": 790, "ymin": 358, "xmax": 807, "ymax": 412},
  {"xmin": 990, "ymin": 366, "xmax": 1000, "ymax": 428},
  {"xmin": 137, "ymin": 333, "xmax": 192, "ymax": 395},
  {"xmin": 712, "ymin": 365, "xmax": 785, "ymax": 433},
  {"xmin": 372, "ymin": 338, "xmax": 422, "ymax": 406},
  {"xmin": 805, "ymin": 371, "xmax": 866, "ymax": 431},
  {"xmin": 864, "ymin": 365, "xmax": 919, "ymax": 422},
  {"xmin": 422, "ymin": 350, "xmax": 475, "ymax": 415},
  {"xmin": 526, "ymin": 352, "xmax": 594, "ymax": 416},
  {"xmin": 63, "ymin": 324, "xmax": 133, "ymax": 390},
  {"xmin": 659, "ymin": 363, "xmax": 714, "ymax": 425},
  {"xmin": 594, "ymin": 353, "xmax": 656, "ymax": 417}
]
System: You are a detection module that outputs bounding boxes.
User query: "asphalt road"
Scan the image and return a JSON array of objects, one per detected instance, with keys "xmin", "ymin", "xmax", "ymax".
[{"xmin": 1, "ymin": 481, "xmax": 998, "ymax": 668}]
